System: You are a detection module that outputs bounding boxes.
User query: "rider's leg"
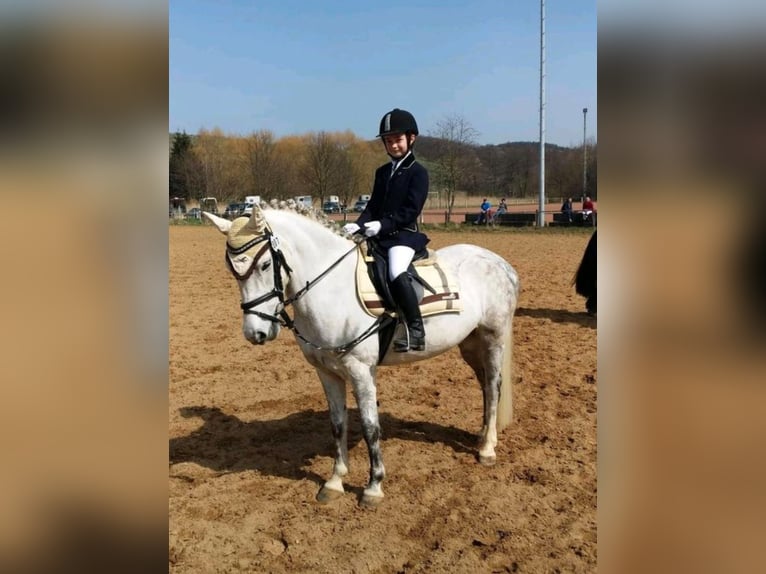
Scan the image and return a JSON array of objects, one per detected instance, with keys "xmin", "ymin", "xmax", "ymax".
[{"xmin": 388, "ymin": 246, "xmax": 425, "ymax": 352}]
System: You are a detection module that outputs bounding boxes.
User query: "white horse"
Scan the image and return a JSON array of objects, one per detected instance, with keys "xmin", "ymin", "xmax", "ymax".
[{"xmin": 203, "ymin": 202, "xmax": 520, "ymax": 507}]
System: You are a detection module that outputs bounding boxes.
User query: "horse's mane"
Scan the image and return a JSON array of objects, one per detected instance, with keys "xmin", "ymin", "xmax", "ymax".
[{"xmin": 263, "ymin": 199, "xmax": 352, "ymax": 240}]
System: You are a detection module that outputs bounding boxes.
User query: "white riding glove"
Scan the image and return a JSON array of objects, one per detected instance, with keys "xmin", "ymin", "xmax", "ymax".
[
  {"xmin": 364, "ymin": 221, "xmax": 382, "ymax": 237},
  {"xmin": 342, "ymin": 223, "xmax": 360, "ymax": 234}
]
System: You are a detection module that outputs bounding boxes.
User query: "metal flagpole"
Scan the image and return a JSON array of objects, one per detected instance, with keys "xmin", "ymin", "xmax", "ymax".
[
  {"xmin": 538, "ymin": 0, "xmax": 546, "ymax": 227},
  {"xmin": 582, "ymin": 107, "xmax": 588, "ymax": 204}
]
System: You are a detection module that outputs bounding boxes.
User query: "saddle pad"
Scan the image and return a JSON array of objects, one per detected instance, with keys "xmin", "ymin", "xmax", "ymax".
[{"xmin": 355, "ymin": 245, "xmax": 462, "ymax": 318}]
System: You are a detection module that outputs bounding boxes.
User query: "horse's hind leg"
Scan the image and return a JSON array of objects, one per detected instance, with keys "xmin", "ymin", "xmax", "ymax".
[
  {"xmin": 459, "ymin": 329, "xmax": 503, "ymax": 465},
  {"xmin": 316, "ymin": 371, "xmax": 349, "ymax": 503}
]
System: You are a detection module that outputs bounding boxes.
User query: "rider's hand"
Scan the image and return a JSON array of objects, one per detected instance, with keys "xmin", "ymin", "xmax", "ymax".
[
  {"xmin": 342, "ymin": 223, "xmax": 360, "ymax": 234},
  {"xmin": 363, "ymin": 221, "xmax": 382, "ymax": 237}
]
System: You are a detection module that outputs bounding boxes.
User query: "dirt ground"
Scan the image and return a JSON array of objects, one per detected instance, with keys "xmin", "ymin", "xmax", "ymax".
[{"xmin": 169, "ymin": 224, "xmax": 596, "ymax": 573}]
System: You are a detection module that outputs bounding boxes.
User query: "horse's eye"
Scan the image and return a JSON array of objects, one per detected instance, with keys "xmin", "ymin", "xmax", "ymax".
[{"xmin": 261, "ymin": 260, "xmax": 272, "ymax": 271}]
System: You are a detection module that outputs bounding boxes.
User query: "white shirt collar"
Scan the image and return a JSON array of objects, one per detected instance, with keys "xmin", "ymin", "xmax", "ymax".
[{"xmin": 390, "ymin": 151, "xmax": 411, "ymax": 174}]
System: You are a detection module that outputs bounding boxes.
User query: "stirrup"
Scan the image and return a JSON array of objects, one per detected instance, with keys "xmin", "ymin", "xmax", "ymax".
[
  {"xmin": 408, "ymin": 336, "xmax": 425, "ymax": 352},
  {"xmin": 393, "ymin": 324, "xmax": 410, "ymax": 352},
  {"xmin": 393, "ymin": 325, "xmax": 425, "ymax": 352}
]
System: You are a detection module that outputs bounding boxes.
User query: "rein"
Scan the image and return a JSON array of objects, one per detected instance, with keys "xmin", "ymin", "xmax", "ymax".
[{"xmin": 228, "ymin": 230, "xmax": 392, "ymax": 355}]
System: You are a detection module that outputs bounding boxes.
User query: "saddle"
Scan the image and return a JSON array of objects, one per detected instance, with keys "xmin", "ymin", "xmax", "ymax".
[{"xmin": 355, "ymin": 240, "xmax": 462, "ymax": 318}]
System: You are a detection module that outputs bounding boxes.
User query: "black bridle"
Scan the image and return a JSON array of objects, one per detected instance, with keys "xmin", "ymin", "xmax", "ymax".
[
  {"xmin": 226, "ymin": 231, "xmax": 295, "ymax": 327},
  {"xmin": 226, "ymin": 230, "xmax": 393, "ymax": 354}
]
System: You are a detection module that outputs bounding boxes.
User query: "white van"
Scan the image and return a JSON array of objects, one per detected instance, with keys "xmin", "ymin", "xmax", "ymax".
[{"xmin": 294, "ymin": 195, "xmax": 313, "ymax": 208}]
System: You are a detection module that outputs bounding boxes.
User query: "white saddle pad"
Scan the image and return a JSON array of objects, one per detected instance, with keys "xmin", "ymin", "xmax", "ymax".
[{"xmin": 354, "ymin": 245, "xmax": 462, "ymax": 318}]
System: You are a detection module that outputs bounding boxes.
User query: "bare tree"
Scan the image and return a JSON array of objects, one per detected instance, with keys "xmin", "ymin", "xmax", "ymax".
[
  {"xmin": 242, "ymin": 129, "xmax": 283, "ymax": 200},
  {"xmin": 502, "ymin": 144, "xmax": 537, "ymax": 199},
  {"xmin": 195, "ymin": 128, "xmax": 245, "ymax": 203},
  {"xmin": 585, "ymin": 140, "xmax": 597, "ymax": 200},
  {"xmin": 301, "ymin": 131, "xmax": 346, "ymax": 205},
  {"xmin": 342, "ymin": 138, "xmax": 381, "ymax": 207},
  {"xmin": 429, "ymin": 114, "xmax": 479, "ymax": 220},
  {"xmin": 274, "ymin": 135, "xmax": 309, "ymax": 199}
]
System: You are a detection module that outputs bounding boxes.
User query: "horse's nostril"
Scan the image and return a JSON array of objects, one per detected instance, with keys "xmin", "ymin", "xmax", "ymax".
[{"xmin": 244, "ymin": 327, "xmax": 268, "ymax": 345}]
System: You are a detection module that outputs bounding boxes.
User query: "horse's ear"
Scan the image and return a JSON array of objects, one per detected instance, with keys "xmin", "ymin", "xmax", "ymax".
[
  {"xmin": 202, "ymin": 212, "xmax": 233, "ymax": 234},
  {"xmin": 242, "ymin": 205, "xmax": 267, "ymax": 234}
]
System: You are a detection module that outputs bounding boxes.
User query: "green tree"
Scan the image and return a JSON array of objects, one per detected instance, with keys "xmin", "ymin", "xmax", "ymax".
[{"xmin": 169, "ymin": 131, "xmax": 193, "ymax": 199}]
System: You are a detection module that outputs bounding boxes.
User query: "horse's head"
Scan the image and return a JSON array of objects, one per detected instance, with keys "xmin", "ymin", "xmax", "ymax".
[{"xmin": 204, "ymin": 207, "xmax": 291, "ymax": 345}]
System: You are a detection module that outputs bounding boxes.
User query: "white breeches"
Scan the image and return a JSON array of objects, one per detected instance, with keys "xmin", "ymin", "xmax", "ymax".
[{"xmin": 388, "ymin": 245, "xmax": 415, "ymax": 281}]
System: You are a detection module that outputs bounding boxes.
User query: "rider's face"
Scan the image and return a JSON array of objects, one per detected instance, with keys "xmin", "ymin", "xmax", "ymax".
[{"xmin": 382, "ymin": 133, "xmax": 412, "ymax": 158}]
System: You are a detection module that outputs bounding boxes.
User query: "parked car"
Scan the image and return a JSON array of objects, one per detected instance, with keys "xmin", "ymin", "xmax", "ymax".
[
  {"xmin": 353, "ymin": 199, "xmax": 368, "ymax": 212},
  {"xmin": 200, "ymin": 197, "xmax": 219, "ymax": 215},
  {"xmin": 185, "ymin": 207, "xmax": 202, "ymax": 220},
  {"xmin": 224, "ymin": 202, "xmax": 247, "ymax": 219},
  {"xmin": 322, "ymin": 201, "xmax": 343, "ymax": 214}
]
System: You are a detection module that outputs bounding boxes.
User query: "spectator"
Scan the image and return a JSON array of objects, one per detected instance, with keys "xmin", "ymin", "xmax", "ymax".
[
  {"xmin": 492, "ymin": 197, "xmax": 508, "ymax": 224},
  {"xmin": 582, "ymin": 196, "xmax": 594, "ymax": 223},
  {"xmin": 475, "ymin": 197, "xmax": 491, "ymax": 225},
  {"xmin": 561, "ymin": 197, "xmax": 574, "ymax": 223}
]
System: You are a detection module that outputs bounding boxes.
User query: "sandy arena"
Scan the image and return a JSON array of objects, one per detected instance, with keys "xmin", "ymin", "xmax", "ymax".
[{"xmin": 169, "ymin": 224, "xmax": 596, "ymax": 573}]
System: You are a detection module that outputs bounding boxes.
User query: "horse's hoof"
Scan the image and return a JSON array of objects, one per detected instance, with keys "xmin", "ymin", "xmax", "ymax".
[
  {"xmin": 478, "ymin": 454, "xmax": 497, "ymax": 466},
  {"xmin": 359, "ymin": 493, "xmax": 384, "ymax": 509},
  {"xmin": 316, "ymin": 486, "xmax": 344, "ymax": 504}
]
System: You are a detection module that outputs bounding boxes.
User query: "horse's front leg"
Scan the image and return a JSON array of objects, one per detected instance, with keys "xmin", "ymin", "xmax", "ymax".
[
  {"xmin": 315, "ymin": 371, "xmax": 349, "ymax": 503},
  {"xmin": 352, "ymin": 370, "xmax": 386, "ymax": 507}
]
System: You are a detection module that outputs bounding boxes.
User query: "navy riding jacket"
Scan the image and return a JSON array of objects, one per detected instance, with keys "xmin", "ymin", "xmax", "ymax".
[{"xmin": 356, "ymin": 152, "xmax": 430, "ymax": 252}]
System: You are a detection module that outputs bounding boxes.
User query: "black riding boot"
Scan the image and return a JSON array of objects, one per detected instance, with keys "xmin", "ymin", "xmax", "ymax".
[{"xmin": 390, "ymin": 273, "xmax": 426, "ymax": 352}]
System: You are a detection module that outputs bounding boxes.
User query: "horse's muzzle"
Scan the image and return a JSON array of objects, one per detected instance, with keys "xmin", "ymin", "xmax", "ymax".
[
  {"xmin": 243, "ymin": 323, "xmax": 278, "ymax": 345},
  {"xmin": 246, "ymin": 330, "xmax": 268, "ymax": 345}
]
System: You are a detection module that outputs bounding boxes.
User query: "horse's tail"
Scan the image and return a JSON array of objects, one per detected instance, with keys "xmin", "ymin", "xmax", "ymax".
[
  {"xmin": 497, "ymin": 321, "xmax": 514, "ymax": 431},
  {"xmin": 574, "ymin": 230, "xmax": 597, "ymax": 298},
  {"xmin": 497, "ymin": 262, "xmax": 519, "ymax": 432}
]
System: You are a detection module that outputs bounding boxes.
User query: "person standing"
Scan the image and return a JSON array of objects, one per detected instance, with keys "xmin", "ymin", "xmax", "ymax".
[{"xmin": 342, "ymin": 108, "xmax": 429, "ymax": 352}]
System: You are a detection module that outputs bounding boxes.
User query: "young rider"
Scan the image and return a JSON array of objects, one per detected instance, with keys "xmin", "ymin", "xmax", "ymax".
[{"xmin": 343, "ymin": 108, "xmax": 430, "ymax": 352}]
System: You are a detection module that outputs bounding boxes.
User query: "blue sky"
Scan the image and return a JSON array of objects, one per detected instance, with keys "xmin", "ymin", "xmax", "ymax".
[{"xmin": 170, "ymin": 1, "xmax": 596, "ymax": 147}]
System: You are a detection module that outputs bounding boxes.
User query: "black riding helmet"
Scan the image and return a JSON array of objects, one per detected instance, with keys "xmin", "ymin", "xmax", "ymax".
[{"xmin": 377, "ymin": 108, "xmax": 419, "ymax": 137}]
